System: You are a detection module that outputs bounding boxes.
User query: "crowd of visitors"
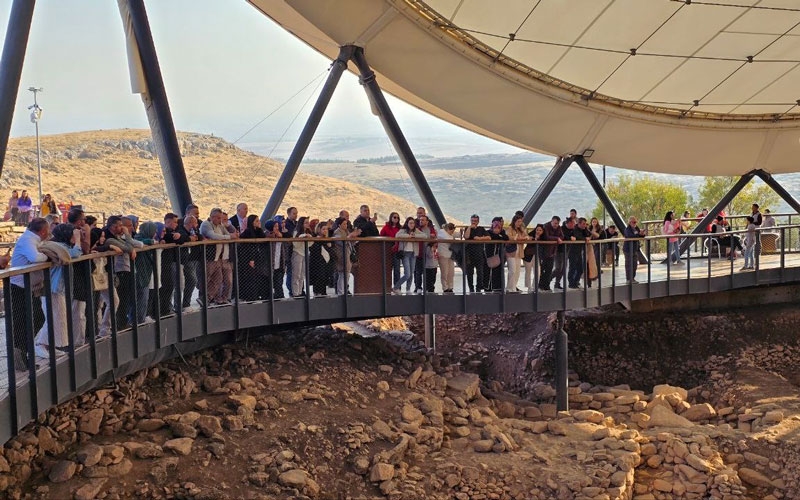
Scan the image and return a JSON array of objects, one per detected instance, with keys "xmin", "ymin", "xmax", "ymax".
[
  {"xmin": 6, "ymin": 190, "xmax": 64, "ymax": 226},
  {"xmin": 4, "ymin": 199, "xmax": 773, "ymax": 370}
]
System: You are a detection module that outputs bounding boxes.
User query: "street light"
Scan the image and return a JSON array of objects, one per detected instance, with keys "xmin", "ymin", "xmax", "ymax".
[{"xmin": 28, "ymin": 86, "xmax": 43, "ymax": 209}]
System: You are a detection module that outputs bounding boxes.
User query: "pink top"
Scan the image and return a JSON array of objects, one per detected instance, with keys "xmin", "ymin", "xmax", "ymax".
[{"xmin": 663, "ymin": 220, "xmax": 680, "ymax": 243}]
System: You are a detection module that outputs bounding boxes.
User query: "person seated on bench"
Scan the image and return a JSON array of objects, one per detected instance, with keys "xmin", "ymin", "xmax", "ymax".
[{"xmin": 711, "ymin": 215, "xmax": 742, "ymax": 259}]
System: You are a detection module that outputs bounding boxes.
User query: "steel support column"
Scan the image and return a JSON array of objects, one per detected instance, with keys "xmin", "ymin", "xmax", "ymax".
[
  {"xmin": 678, "ymin": 171, "xmax": 756, "ymax": 255},
  {"xmin": 522, "ymin": 156, "xmax": 573, "ymax": 226},
  {"xmin": 424, "ymin": 314, "xmax": 435, "ymax": 351},
  {"xmin": 123, "ymin": 0, "xmax": 192, "ymax": 215},
  {"xmin": 555, "ymin": 311, "xmax": 568, "ymax": 412},
  {"xmin": 351, "ymin": 47, "xmax": 446, "ymax": 227},
  {"xmin": 754, "ymin": 170, "xmax": 800, "ymax": 214},
  {"xmin": 0, "ymin": 0, "xmax": 36, "ymax": 178},
  {"xmin": 574, "ymin": 155, "xmax": 648, "ymax": 263},
  {"xmin": 261, "ymin": 46, "xmax": 355, "ymax": 224}
]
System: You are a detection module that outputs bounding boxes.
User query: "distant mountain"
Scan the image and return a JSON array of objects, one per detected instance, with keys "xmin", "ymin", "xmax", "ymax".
[{"xmin": 1, "ymin": 130, "xmax": 434, "ymax": 223}]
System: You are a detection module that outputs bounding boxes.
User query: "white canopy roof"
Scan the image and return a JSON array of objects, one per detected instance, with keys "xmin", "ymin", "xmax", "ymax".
[{"xmin": 249, "ymin": 0, "xmax": 800, "ymax": 175}]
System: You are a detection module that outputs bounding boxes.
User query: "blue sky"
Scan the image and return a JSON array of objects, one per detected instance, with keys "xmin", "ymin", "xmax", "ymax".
[{"xmin": 0, "ymin": 0, "xmax": 522, "ymax": 154}]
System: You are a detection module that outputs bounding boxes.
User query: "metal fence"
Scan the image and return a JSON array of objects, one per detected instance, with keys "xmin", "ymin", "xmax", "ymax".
[{"xmin": 1, "ymin": 225, "xmax": 800, "ymax": 444}]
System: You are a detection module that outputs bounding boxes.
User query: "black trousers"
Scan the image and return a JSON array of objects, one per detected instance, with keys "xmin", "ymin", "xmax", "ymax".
[
  {"xmin": 465, "ymin": 254, "xmax": 485, "ymax": 292},
  {"xmin": 553, "ymin": 252, "xmax": 565, "ymax": 285},
  {"xmin": 11, "ymin": 284, "xmax": 45, "ymax": 368},
  {"xmin": 115, "ymin": 271, "xmax": 133, "ymax": 328},
  {"xmin": 539, "ymin": 257, "xmax": 554, "ymax": 288},
  {"xmin": 159, "ymin": 262, "xmax": 176, "ymax": 314},
  {"xmin": 414, "ymin": 257, "xmax": 424, "ymax": 291},
  {"xmin": 272, "ymin": 269, "xmax": 285, "ymax": 299},
  {"xmin": 425, "ymin": 268, "xmax": 437, "ymax": 292}
]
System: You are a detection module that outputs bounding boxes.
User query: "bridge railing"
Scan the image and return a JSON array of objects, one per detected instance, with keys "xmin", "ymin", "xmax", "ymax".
[{"xmin": 1, "ymin": 225, "xmax": 799, "ymax": 444}]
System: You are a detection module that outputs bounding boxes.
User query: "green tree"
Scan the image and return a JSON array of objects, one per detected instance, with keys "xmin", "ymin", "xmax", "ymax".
[
  {"xmin": 697, "ymin": 177, "xmax": 779, "ymax": 216},
  {"xmin": 591, "ymin": 174, "xmax": 690, "ymax": 226}
]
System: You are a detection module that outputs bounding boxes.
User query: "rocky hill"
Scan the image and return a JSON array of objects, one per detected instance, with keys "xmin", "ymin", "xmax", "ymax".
[{"xmin": 2, "ymin": 130, "xmax": 429, "ymax": 223}]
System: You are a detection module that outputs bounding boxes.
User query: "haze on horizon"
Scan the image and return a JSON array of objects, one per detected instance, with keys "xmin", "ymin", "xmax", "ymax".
[{"xmin": 0, "ymin": 0, "xmax": 525, "ymax": 159}]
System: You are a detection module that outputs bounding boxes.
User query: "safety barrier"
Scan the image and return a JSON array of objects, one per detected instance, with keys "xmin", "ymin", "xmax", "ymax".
[{"xmin": 1, "ymin": 225, "xmax": 799, "ymax": 444}]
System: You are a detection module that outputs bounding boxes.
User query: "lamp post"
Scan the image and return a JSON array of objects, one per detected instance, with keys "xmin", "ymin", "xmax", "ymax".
[{"xmin": 28, "ymin": 86, "xmax": 43, "ymax": 209}]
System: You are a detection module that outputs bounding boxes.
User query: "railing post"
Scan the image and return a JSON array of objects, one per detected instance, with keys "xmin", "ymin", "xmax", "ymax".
[
  {"xmin": 232, "ymin": 243, "xmax": 240, "ymax": 333},
  {"xmin": 86, "ymin": 259, "xmax": 98, "ymax": 379},
  {"xmin": 555, "ymin": 310, "xmax": 568, "ymax": 412},
  {"xmin": 22, "ymin": 273, "xmax": 38, "ymax": 418},
  {"xmin": 3, "ymin": 277, "xmax": 18, "ymax": 436},
  {"xmin": 174, "ymin": 245, "xmax": 183, "ymax": 342},
  {"xmin": 64, "ymin": 263, "xmax": 77, "ymax": 393},
  {"xmin": 424, "ymin": 314, "xmax": 435, "ymax": 351}
]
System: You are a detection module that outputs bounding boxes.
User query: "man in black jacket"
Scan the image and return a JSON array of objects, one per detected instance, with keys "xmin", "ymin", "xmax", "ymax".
[
  {"xmin": 353, "ymin": 204, "xmax": 379, "ymax": 237},
  {"xmin": 177, "ymin": 215, "xmax": 202, "ymax": 309},
  {"xmin": 160, "ymin": 213, "xmax": 183, "ymax": 314},
  {"xmin": 567, "ymin": 218, "xmax": 591, "ymax": 288}
]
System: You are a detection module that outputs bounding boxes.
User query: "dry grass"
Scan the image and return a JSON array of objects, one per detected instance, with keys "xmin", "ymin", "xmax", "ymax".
[{"xmin": 2, "ymin": 129, "xmax": 426, "ymax": 224}]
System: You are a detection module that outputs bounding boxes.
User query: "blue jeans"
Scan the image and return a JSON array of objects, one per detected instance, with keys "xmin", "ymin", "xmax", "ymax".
[
  {"xmin": 669, "ymin": 241, "xmax": 681, "ymax": 263},
  {"xmin": 743, "ymin": 246, "xmax": 755, "ymax": 268},
  {"xmin": 395, "ymin": 251, "xmax": 415, "ymax": 291},
  {"xmin": 392, "ymin": 252, "xmax": 402, "ymax": 288}
]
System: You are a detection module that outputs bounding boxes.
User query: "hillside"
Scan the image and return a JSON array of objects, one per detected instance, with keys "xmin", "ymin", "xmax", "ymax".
[{"xmin": 1, "ymin": 130, "xmax": 432, "ymax": 224}]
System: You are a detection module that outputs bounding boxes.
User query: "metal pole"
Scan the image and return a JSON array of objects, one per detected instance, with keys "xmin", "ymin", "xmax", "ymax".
[
  {"xmin": 122, "ymin": 0, "xmax": 192, "ymax": 216},
  {"xmin": 30, "ymin": 87, "xmax": 43, "ymax": 204},
  {"xmin": 555, "ymin": 310, "xmax": 568, "ymax": 412},
  {"xmin": 350, "ymin": 47, "xmax": 447, "ymax": 228},
  {"xmin": 754, "ymin": 170, "xmax": 800, "ymax": 214},
  {"xmin": 574, "ymin": 155, "xmax": 647, "ymax": 264},
  {"xmin": 261, "ymin": 46, "xmax": 354, "ymax": 224},
  {"xmin": 678, "ymin": 171, "xmax": 756, "ymax": 255},
  {"xmin": 0, "ymin": 0, "xmax": 36, "ymax": 178},
  {"xmin": 424, "ymin": 314, "xmax": 435, "ymax": 351},
  {"xmin": 522, "ymin": 156, "xmax": 573, "ymax": 226}
]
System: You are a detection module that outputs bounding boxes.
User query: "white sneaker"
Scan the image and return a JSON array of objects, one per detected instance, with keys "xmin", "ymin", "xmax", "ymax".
[
  {"xmin": 34, "ymin": 344, "xmax": 50, "ymax": 359},
  {"xmin": 143, "ymin": 316, "xmax": 155, "ymax": 325}
]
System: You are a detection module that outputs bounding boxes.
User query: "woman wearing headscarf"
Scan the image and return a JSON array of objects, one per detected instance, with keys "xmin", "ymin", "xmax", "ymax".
[
  {"xmin": 134, "ymin": 222, "xmax": 158, "ymax": 324},
  {"xmin": 34, "ymin": 223, "xmax": 82, "ymax": 358},
  {"xmin": 240, "ymin": 214, "xmax": 268, "ymax": 301},
  {"xmin": 486, "ymin": 220, "xmax": 509, "ymax": 292},
  {"xmin": 309, "ymin": 221, "xmax": 334, "ymax": 296},
  {"xmin": 331, "ymin": 217, "xmax": 361, "ymax": 295}
]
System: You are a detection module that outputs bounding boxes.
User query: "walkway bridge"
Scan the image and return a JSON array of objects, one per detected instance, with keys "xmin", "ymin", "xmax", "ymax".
[
  {"xmin": 2, "ymin": 228, "xmax": 800, "ymax": 444},
  {"xmin": 4, "ymin": 0, "xmax": 800, "ymax": 448}
]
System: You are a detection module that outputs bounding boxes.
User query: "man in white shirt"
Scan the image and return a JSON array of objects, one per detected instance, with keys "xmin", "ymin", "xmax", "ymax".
[
  {"xmin": 10, "ymin": 218, "xmax": 50, "ymax": 370},
  {"xmin": 200, "ymin": 208, "xmax": 238, "ymax": 304}
]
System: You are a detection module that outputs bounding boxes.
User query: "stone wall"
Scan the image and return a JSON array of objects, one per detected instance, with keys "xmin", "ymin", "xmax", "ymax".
[{"xmin": 565, "ymin": 304, "xmax": 800, "ymax": 390}]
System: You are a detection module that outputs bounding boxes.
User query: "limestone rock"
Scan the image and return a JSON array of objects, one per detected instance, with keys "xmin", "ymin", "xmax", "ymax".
[
  {"xmin": 196, "ymin": 416, "xmax": 223, "ymax": 437},
  {"xmin": 74, "ymin": 479, "xmax": 107, "ymax": 500},
  {"xmin": 76, "ymin": 444, "xmax": 104, "ymax": 467},
  {"xmin": 170, "ymin": 422, "xmax": 198, "ymax": 438},
  {"xmin": 739, "ymin": 467, "xmax": 774, "ymax": 488},
  {"xmin": 164, "ymin": 438, "xmax": 194, "ymax": 456},
  {"xmin": 647, "ymin": 405, "xmax": 694, "ymax": 428},
  {"xmin": 108, "ymin": 458, "xmax": 132, "ymax": 476},
  {"xmin": 652, "ymin": 384, "xmax": 688, "ymax": 400},
  {"xmin": 134, "ymin": 444, "xmax": 164, "ymax": 460},
  {"xmin": 278, "ymin": 469, "xmax": 308, "ymax": 488},
  {"xmin": 370, "ymin": 463, "xmax": 394, "ymax": 482},
  {"xmin": 763, "ymin": 410, "xmax": 784, "ymax": 425},
  {"xmin": 573, "ymin": 410, "xmax": 604, "ymax": 423},
  {"xmin": 446, "ymin": 374, "xmax": 481, "ymax": 401},
  {"xmin": 78, "ymin": 409, "xmax": 104, "ymax": 435},
  {"xmin": 48, "ymin": 460, "xmax": 76, "ymax": 483},
  {"xmin": 681, "ymin": 403, "xmax": 716, "ymax": 422},
  {"xmin": 227, "ymin": 394, "xmax": 257, "ymax": 410},
  {"xmin": 137, "ymin": 418, "xmax": 166, "ymax": 432}
]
